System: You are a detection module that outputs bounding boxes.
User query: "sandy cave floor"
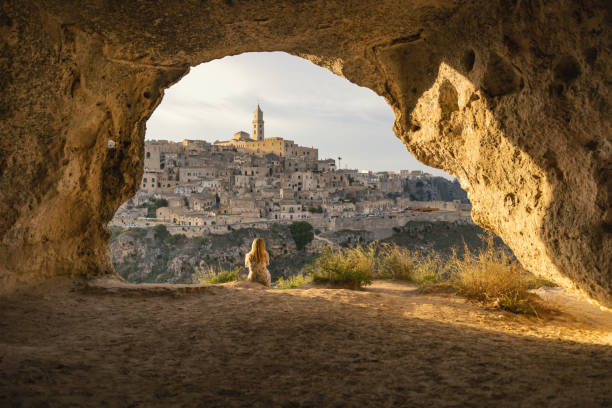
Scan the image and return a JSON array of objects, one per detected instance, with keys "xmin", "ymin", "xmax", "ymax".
[{"xmin": 1, "ymin": 279, "xmax": 611, "ymax": 407}]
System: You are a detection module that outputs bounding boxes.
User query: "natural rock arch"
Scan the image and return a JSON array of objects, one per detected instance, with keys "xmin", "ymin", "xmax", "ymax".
[{"xmin": 0, "ymin": 1, "xmax": 610, "ymax": 306}]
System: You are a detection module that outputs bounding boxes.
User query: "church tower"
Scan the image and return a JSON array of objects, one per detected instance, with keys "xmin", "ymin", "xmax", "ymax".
[{"xmin": 252, "ymin": 104, "xmax": 264, "ymax": 141}]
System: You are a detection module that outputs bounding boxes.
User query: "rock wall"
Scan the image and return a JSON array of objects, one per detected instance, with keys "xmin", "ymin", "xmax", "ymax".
[{"xmin": 0, "ymin": 1, "xmax": 609, "ymax": 305}]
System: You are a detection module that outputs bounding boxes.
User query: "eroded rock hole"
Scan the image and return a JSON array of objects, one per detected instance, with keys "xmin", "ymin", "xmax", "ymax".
[
  {"xmin": 554, "ymin": 55, "xmax": 581, "ymax": 84},
  {"xmin": 462, "ymin": 50, "xmax": 475, "ymax": 72},
  {"xmin": 482, "ymin": 52, "xmax": 523, "ymax": 97},
  {"xmin": 584, "ymin": 47, "xmax": 598, "ymax": 67},
  {"xmin": 438, "ymin": 80, "xmax": 459, "ymax": 120}
]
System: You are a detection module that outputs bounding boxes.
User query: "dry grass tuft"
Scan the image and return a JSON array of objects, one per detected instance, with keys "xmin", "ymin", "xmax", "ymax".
[
  {"xmin": 378, "ymin": 243, "xmax": 414, "ymax": 280},
  {"xmin": 306, "ymin": 237, "xmax": 557, "ymax": 315},
  {"xmin": 454, "ymin": 236, "xmax": 545, "ymax": 315},
  {"xmin": 197, "ymin": 264, "xmax": 245, "ymax": 284},
  {"xmin": 307, "ymin": 246, "xmax": 372, "ymax": 289},
  {"xmin": 275, "ymin": 273, "xmax": 312, "ymax": 289}
]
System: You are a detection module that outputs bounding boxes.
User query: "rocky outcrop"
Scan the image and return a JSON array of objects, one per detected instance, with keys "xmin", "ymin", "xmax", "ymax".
[
  {"xmin": 109, "ymin": 225, "xmax": 301, "ymax": 283},
  {"xmin": 0, "ymin": 1, "xmax": 609, "ymax": 305},
  {"xmin": 403, "ymin": 177, "xmax": 469, "ymax": 202}
]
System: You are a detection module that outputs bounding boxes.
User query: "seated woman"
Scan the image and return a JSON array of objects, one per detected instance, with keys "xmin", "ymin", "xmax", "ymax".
[{"xmin": 245, "ymin": 238, "xmax": 271, "ymax": 286}]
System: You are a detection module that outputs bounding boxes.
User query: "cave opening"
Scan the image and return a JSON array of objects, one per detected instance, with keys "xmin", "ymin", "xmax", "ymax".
[
  {"xmin": 2, "ymin": 3, "xmax": 612, "ymax": 405},
  {"xmin": 108, "ymin": 51, "xmax": 475, "ymax": 286},
  {"xmin": 1, "ymin": 1, "xmax": 608, "ymax": 308}
]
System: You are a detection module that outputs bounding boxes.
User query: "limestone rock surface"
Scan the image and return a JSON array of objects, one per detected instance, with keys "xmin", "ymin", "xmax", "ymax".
[{"xmin": 0, "ymin": 1, "xmax": 610, "ymax": 305}]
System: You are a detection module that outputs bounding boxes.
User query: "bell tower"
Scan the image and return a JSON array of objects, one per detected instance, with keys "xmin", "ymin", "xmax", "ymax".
[{"xmin": 252, "ymin": 104, "xmax": 264, "ymax": 141}]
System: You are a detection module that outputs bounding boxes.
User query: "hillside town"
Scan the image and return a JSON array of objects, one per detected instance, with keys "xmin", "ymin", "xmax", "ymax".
[{"xmin": 110, "ymin": 105, "xmax": 472, "ymax": 238}]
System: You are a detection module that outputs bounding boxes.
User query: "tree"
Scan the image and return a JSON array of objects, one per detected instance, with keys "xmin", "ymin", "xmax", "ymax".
[
  {"xmin": 289, "ymin": 221, "xmax": 314, "ymax": 250},
  {"xmin": 153, "ymin": 224, "xmax": 171, "ymax": 241},
  {"xmin": 146, "ymin": 198, "xmax": 168, "ymax": 218}
]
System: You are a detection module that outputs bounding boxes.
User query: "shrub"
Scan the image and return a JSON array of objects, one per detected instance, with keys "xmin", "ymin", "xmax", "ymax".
[
  {"xmin": 378, "ymin": 243, "xmax": 414, "ymax": 280},
  {"xmin": 145, "ymin": 198, "xmax": 169, "ymax": 218},
  {"xmin": 169, "ymin": 233, "xmax": 187, "ymax": 245},
  {"xmin": 197, "ymin": 265, "xmax": 245, "ymax": 284},
  {"xmin": 153, "ymin": 224, "xmax": 171, "ymax": 241},
  {"xmin": 345, "ymin": 243, "xmax": 378, "ymax": 277},
  {"xmin": 289, "ymin": 221, "xmax": 314, "ymax": 250},
  {"xmin": 275, "ymin": 273, "xmax": 312, "ymax": 289},
  {"xmin": 307, "ymin": 246, "xmax": 372, "ymax": 289},
  {"xmin": 454, "ymin": 236, "xmax": 539, "ymax": 315},
  {"xmin": 411, "ymin": 251, "xmax": 457, "ymax": 285}
]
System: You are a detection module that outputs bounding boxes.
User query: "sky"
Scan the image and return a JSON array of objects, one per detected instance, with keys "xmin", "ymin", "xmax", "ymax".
[{"xmin": 146, "ymin": 51, "xmax": 452, "ymax": 178}]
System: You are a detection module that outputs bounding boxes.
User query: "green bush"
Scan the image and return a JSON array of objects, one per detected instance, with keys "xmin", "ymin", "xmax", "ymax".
[
  {"xmin": 144, "ymin": 198, "xmax": 169, "ymax": 218},
  {"xmin": 153, "ymin": 224, "xmax": 171, "ymax": 241},
  {"xmin": 275, "ymin": 273, "xmax": 312, "ymax": 289},
  {"xmin": 289, "ymin": 221, "xmax": 314, "ymax": 250},
  {"xmin": 377, "ymin": 243, "xmax": 414, "ymax": 280},
  {"xmin": 307, "ymin": 247, "xmax": 372, "ymax": 289},
  {"xmin": 169, "ymin": 233, "xmax": 187, "ymax": 245}
]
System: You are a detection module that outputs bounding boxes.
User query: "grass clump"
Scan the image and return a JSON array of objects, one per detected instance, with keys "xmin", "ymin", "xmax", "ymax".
[
  {"xmin": 378, "ymin": 243, "xmax": 414, "ymax": 280},
  {"xmin": 275, "ymin": 273, "xmax": 312, "ymax": 289},
  {"xmin": 197, "ymin": 264, "xmax": 245, "ymax": 284},
  {"xmin": 345, "ymin": 243, "xmax": 379, "ymax": 277},
  {"xmin": 454, "ymin": 236, "xmax": 541, "ymax": 315},
  {"xmin": 307, "ymin": 246, "xmax": 372, "ymax": 289},
  {"xmin": 410, "ymin": 252, "xmax": 458, "ymax": 293},
  {"xmin": 301, "ymin": 237, "xmax": 554, "ymax": 315}
]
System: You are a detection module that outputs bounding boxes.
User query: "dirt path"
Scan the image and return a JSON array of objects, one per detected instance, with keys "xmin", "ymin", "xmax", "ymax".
[
  {"xmin": 313, "ymin": 234, "xmax": 335, "ymax": 246},
  {"xmin": 1, "ymin": 279, "xmax": 611, "ymax": 407}
]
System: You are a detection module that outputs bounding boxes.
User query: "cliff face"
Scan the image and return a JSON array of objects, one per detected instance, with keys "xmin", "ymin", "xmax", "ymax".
[
  {"xmin": 109, "ymin": 225, "xmax": 304, "ymax": 283},
  {"xmin": 0, "ymin": 1, "xmax": 610, "ymax": 305},
  {"xmin": 403, "ymin": 177, "xmax": 469, "ymax": 203}
]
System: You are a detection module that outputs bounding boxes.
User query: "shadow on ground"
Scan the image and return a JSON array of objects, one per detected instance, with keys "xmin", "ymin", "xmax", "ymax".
[{"xmin": 1, "ymin": 279, "xmax": 611, "ymax": 407}]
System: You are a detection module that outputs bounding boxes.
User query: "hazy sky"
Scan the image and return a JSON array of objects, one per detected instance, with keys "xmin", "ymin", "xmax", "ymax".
[{"xmin": 146, "ymin": 52, "xmax": 451, "ymax": 178}]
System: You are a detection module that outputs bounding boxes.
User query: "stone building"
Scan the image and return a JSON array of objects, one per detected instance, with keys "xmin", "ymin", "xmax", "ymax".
[{"xmin": 114, "ymin": 103, "xmax": 473, "ymax": 235}]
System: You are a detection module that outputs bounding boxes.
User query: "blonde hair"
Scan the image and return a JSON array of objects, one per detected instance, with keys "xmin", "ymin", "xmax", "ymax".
[{"xmin": 247, "ymin": 238, "xmax": 269, "ymax": 265}]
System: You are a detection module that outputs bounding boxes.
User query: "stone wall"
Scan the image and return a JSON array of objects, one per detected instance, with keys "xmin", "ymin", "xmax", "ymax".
[
  {"xmin": 316, "ymin": 212, "xmax": 473, "ymax": 240},
  {"xmin": 0, "ymin": 1, "xmax": 609, "ymax": 305}
]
